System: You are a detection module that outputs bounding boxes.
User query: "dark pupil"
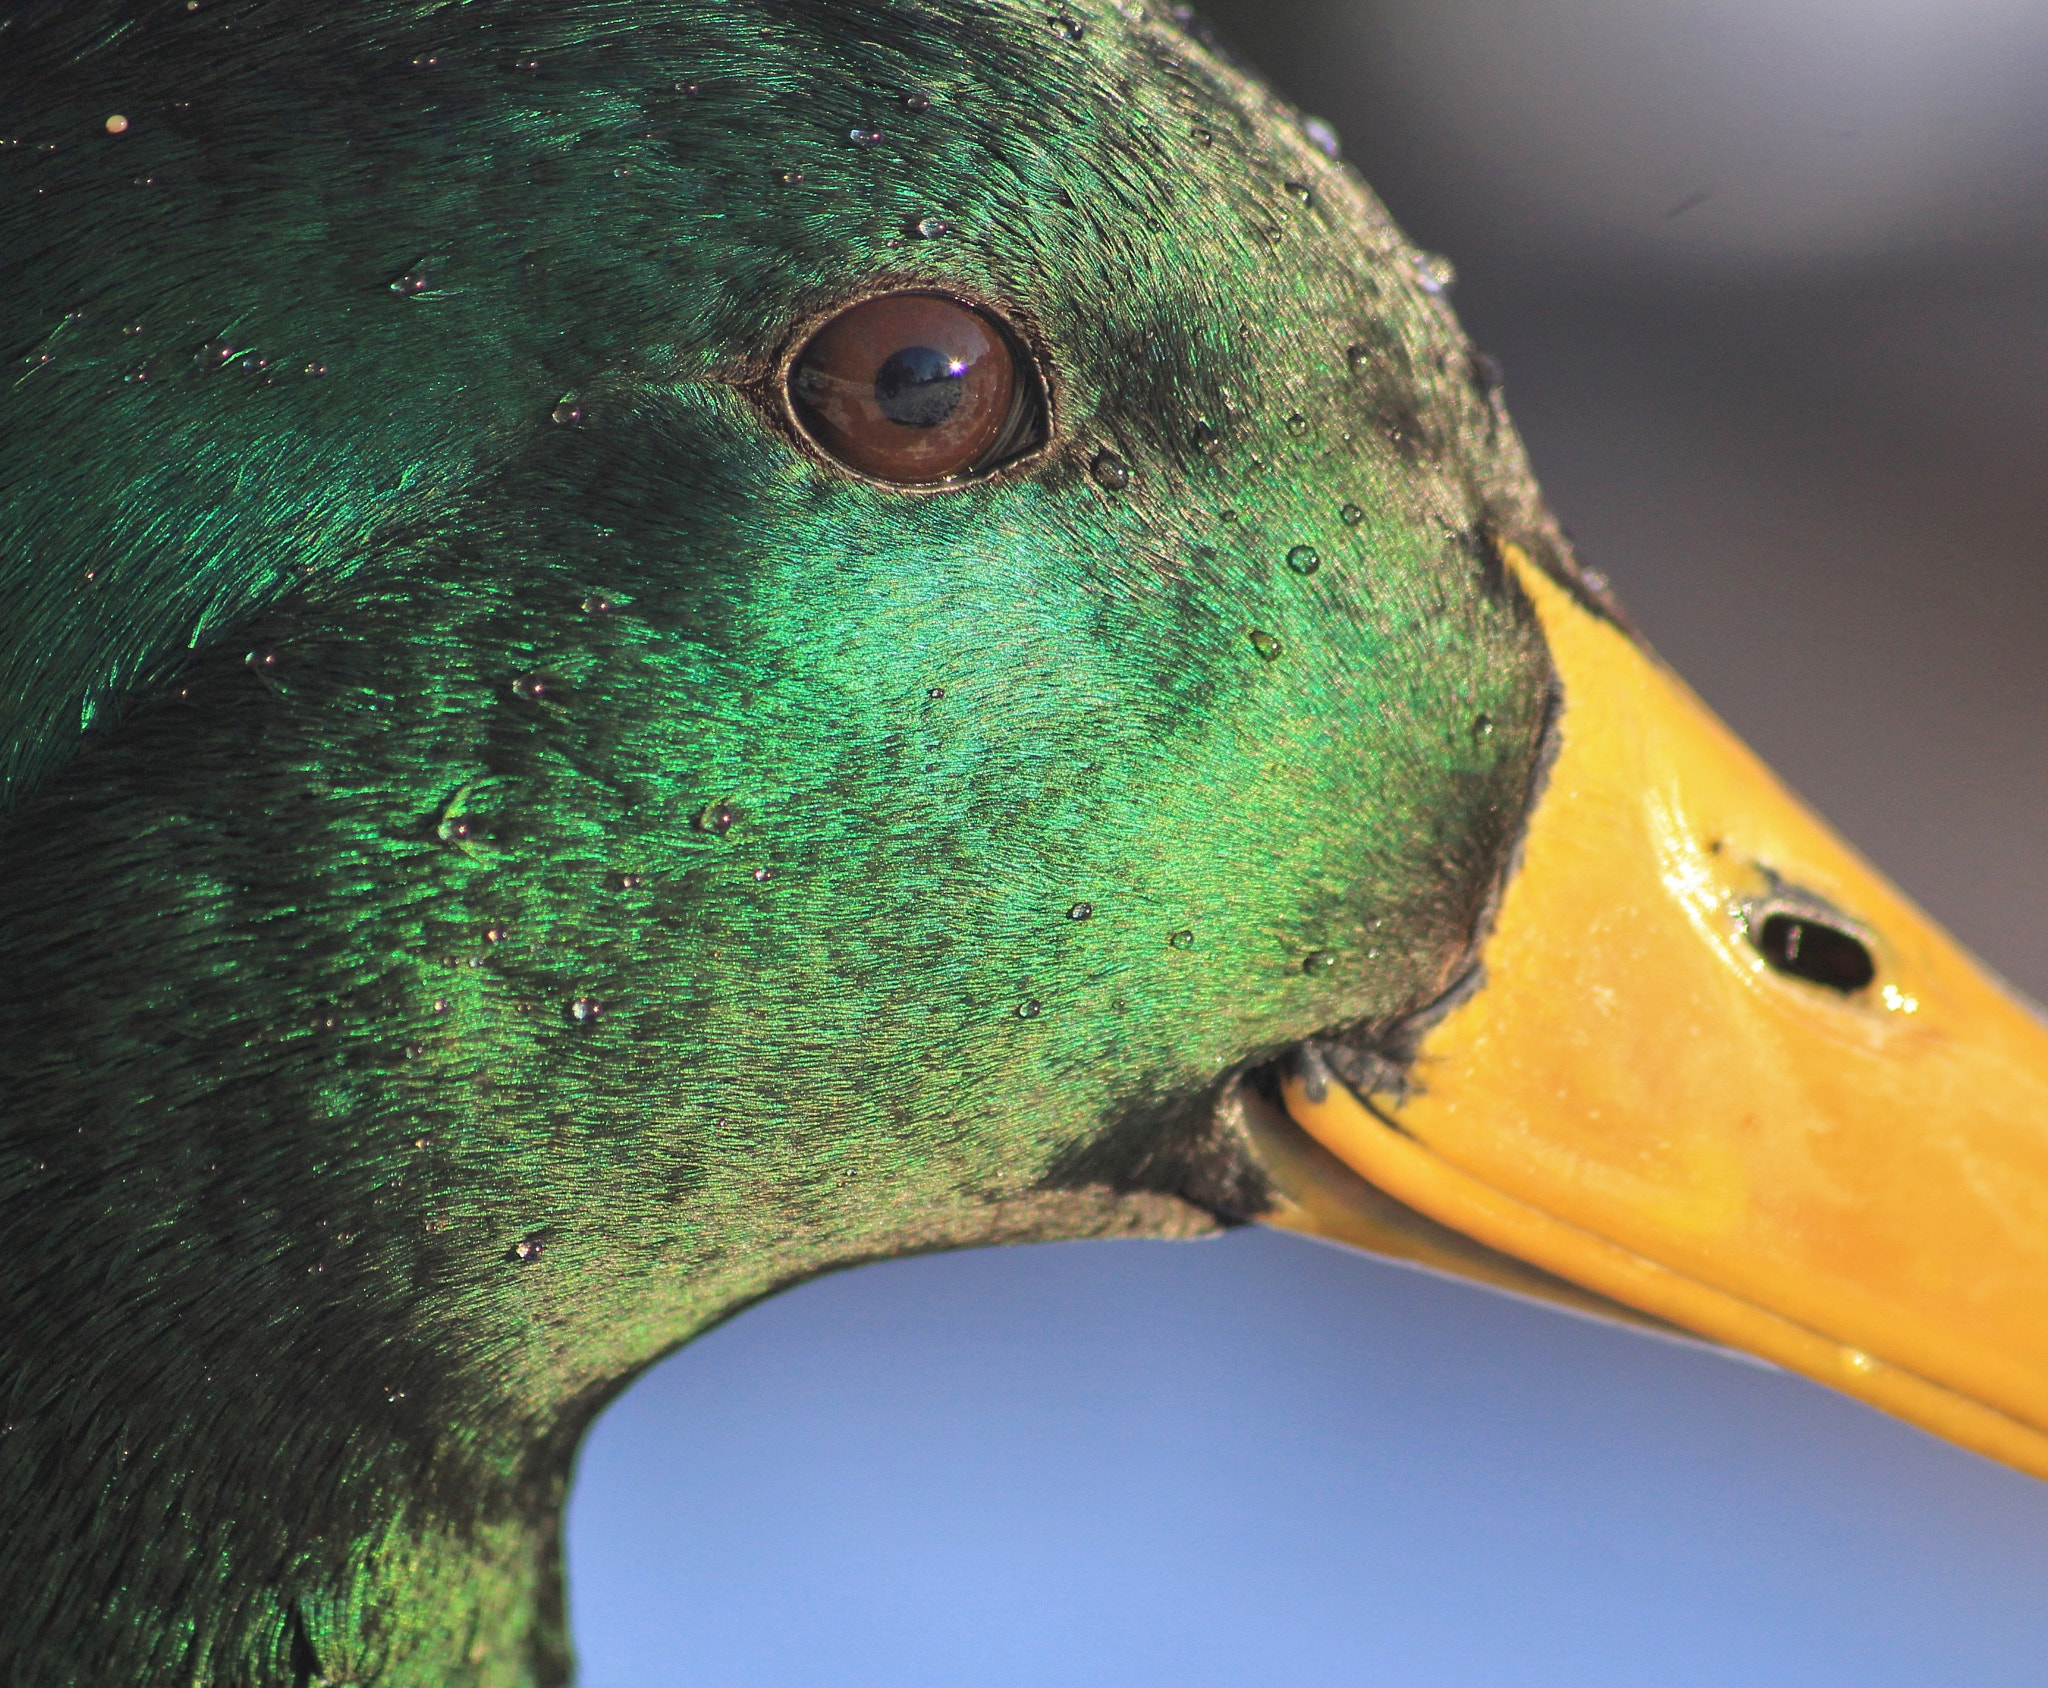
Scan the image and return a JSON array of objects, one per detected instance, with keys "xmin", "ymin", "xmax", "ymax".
[
  {"xmin": 874, "ymin": 345, "xmax": 966, "ymax": 429},
  {"xmin": 1756, "ymin": 913, "xmax": 1876, "ymax": 993}
]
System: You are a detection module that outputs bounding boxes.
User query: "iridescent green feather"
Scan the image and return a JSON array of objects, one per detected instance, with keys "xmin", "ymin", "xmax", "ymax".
[{"xmin": 0, "ymin": 1, "xmax": 1580, "ymax": 1680}]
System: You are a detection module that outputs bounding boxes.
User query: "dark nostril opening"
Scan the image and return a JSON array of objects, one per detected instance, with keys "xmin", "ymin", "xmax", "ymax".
[{"xmin": 1755, "ymin": 913, "xmax": 1876, "ymax": 993}]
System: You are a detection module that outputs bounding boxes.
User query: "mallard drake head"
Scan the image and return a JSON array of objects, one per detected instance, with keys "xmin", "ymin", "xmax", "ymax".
[{"xmin": 4, "ymin": 1, "xmax": 2046, "ymax": 1681}]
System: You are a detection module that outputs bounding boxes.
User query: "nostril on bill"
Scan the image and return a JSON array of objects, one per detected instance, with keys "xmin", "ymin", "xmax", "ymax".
[{"xmin": 1755, "ymin": 912, "xmax": 1877, "ymax": 993}]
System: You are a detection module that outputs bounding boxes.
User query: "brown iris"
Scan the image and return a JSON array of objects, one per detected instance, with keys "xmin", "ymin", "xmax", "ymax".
[{"xmin": 788, "ymin": 293, "xmax": 1032, "ymax": 484}]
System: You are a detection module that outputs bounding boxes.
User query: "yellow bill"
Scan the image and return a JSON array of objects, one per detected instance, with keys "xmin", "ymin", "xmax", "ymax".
[{"xmin": 1265, "ymin": 545, "xmax": 2048, "ymax": 1480}]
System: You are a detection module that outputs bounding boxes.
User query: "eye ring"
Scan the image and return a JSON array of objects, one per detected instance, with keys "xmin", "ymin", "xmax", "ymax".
[{"xmin": 781, "ymin": 290, "xmax": 1048, "ymax": 487}]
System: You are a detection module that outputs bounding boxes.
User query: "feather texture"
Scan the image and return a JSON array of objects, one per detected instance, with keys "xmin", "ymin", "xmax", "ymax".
[{"xmin": 0, "ymin": 1, "xmax": 1578, "ymax": 1678}]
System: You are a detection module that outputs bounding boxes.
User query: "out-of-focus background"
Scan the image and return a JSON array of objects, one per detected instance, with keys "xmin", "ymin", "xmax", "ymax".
[{"xmin": 567, "ymin": 3, "xmax": 2048, "ymax": 1682}]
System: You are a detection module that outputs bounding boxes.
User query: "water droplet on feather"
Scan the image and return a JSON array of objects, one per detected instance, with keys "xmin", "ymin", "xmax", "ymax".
[
  {"xmin": 1301, "ymin": 115, "xmax": 1341, "ymax": 158},
  {"xmin": 388, "ymin": 256, "xmax": 444, "ymax": 296},
  {"xmin": 1415, "ymin": 253, "xmax": 1456, "ymax": 295}
]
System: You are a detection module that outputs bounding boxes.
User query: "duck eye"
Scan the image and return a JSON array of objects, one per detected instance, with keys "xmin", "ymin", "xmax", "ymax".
[{"xmin": 787, "ymin": 292, "xmax": 1038, "ymax": 484}]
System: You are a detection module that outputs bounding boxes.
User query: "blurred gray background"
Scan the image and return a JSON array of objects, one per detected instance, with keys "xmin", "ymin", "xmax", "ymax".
[
  {"xmin": 1220, "ymin": 0, "xmax": 2048, "ymax": 992},
  {"xmin": 566, "ymin": 4, "xmax": 2048, "ymax": 1682}
]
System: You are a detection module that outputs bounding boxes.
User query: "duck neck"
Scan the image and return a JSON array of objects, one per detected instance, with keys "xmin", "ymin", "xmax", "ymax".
[
  {"xmin": 0, "ymin": 581, "xmax": 715, "ymax": 1685},
  {"xmin": 0, "ymin": 1132, "xmax": 589, "ymax": 1686},
  {"xmin": 0, "ymin": 754, "xmax": 643, "ymax": 1683}
]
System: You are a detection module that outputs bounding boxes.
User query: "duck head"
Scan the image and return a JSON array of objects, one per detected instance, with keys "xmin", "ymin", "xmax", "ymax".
[{"xmin": 3, "ymin": 1, "xmax": 2046, "ymax": 1682}]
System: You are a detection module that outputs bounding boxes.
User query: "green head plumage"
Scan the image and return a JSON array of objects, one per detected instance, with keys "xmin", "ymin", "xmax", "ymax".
[{"xmin": 0, "ymin": 1, "xmax": 1581, "ymax": 1679}]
